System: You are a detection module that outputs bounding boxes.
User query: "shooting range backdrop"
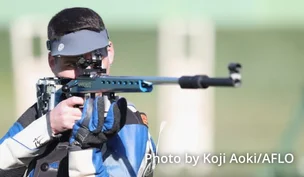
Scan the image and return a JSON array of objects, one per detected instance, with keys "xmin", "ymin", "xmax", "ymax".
[{"xmin": 1, "ymin": 1, "xmax": 304, "ymax": 177}]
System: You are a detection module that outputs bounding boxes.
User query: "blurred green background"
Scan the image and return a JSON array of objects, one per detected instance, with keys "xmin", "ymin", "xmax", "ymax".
[{"xmin": 1, "ymin": 0, "xmax": 304, "ymax": 177}]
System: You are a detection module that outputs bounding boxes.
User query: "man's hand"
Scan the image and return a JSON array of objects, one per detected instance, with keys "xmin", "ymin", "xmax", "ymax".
[
  {"xmin": 49, "ymin": 96, "xmax": 84, "ymax": 135},
  {"xmin": 69, "ymin": 95, "xmax": 127, "ymax": 149}
]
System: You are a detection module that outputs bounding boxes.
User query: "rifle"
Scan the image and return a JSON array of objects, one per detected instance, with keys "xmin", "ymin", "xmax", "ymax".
[{"xmin": 36, "ymin": 56, "xmax": 242, "ymax": 117}]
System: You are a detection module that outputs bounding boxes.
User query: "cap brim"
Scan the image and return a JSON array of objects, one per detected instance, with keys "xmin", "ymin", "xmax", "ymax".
[{"xmin": 50, "ymin": 29, "xmax": 109, "ymax": 57}]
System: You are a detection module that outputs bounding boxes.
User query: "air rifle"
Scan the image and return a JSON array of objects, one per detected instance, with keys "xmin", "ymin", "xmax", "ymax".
[{"xmin": 36, "ymin": 56, "xmax": 242, "ymax": 117}]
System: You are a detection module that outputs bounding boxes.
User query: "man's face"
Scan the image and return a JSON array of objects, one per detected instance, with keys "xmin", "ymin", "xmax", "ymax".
[{"xmin": 48, "ymin": 43, "xmax": 114, "ymax": 79}]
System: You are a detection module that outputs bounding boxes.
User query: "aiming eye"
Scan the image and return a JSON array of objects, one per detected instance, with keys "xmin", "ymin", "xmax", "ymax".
[{"xmin": 76, "ymin": 57, "xmax": 91, "ymax": 69}]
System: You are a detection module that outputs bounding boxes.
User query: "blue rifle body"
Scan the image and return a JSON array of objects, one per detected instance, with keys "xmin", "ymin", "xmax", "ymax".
[{"xmin": 36, "ymin": 63, "xmax": 242, "ymax": 117}]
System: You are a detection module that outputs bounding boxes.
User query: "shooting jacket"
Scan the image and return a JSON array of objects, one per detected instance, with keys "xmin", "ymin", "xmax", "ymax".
[{"xmin": 0, "ymin": 99, "xmax": 157, "ymax": 177}]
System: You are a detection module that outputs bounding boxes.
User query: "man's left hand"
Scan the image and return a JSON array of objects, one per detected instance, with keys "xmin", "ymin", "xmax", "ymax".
[{"xmin": 69, "ymin": 95, "xmax": 127, "ymax": 149}]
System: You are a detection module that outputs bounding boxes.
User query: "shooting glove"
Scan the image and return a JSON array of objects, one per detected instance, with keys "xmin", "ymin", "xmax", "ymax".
[{"xmin": 69, "ymin": 95, "xmax": 127, "ymax": 149}]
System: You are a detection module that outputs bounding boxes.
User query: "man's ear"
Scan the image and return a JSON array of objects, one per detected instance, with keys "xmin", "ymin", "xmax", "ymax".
[
  {"xmin": 48, "ymin": 52, "xmax": 56, "ymax": 73},
  {"xmin": 107, "ymin": 41, "xmax": 114, "ymax": 65}
]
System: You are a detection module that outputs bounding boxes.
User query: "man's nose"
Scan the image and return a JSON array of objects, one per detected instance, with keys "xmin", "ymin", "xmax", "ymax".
[
  {"xmin": 75, "ymin": 68, "xmax": 84, "ymax": 77},
  {"xmin": 74, "ymin": 65, "xmax": 93, "ymax": 77}
]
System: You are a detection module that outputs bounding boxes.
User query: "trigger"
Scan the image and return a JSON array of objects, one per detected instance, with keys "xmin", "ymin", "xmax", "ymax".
[{"xmin": 74, "ymin": 104, "xmax": 84, "ymax": 109}]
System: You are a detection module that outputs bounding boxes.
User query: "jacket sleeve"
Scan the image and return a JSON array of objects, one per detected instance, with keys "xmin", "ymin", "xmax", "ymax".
[
  {"xmin": 0, "ymin": 103, "xmax": 54, "ymax": 171},
  {"xmin": 102, "ymin": 104, "xmax": 157, "ymax": 177},
  {"xmin": 67, "ymin": 103, "xmax": 158, "ymax": 177},
  {"xmin": 68, "ymin": 147, "xmax": 108, "ymax": 177}
]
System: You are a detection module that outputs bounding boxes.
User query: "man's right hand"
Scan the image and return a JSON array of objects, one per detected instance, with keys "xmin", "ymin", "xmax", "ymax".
[{"xmin": 49, "ymin": 96, "xmax": 84, "ymax": 135}]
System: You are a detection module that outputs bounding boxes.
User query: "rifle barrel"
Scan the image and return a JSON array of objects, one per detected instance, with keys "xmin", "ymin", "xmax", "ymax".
[
  {"xmin": 109, "ymin": 76, "xmax": 179, "ymax": 85},
  {"xmin": 108, "ymin": 75, "xmax": 240, "ymax": 88}
]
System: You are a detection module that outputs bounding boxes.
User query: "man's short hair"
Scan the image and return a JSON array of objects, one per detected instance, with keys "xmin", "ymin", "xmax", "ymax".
[{"xmin": 47, "ymin": 7, "xmax": 105, "ymax": 40}]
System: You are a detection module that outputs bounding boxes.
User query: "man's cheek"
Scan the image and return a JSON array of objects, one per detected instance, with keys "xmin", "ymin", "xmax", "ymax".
[{"xmin": 57, "ymin": 70, "xmax": 77, "ymax": 79}]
